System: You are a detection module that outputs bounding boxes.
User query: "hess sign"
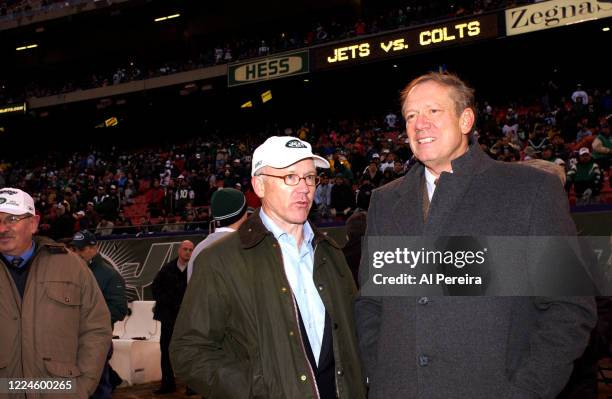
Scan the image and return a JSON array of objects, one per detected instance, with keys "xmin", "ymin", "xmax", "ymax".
[
  {"xmin": 311, "ymin": 14, "xmax": 498, "ymax": 70},
  {"xmin": 228, "ymin": 51, "xmax": 309, "ymax": 87}
]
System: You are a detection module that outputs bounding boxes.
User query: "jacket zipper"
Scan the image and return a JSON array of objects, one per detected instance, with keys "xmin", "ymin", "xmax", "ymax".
[{"xmin": 273, "ymin": 241, "xmax": 320, "ymax": 399}]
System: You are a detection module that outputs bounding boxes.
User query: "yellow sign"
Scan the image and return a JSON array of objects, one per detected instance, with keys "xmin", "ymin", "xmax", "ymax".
[
  {"xmin": 105, "ymin": 117, "xmax": 118, "ymax": 127},
  {"xmin": 312, "ymin": 14, "xmax": 498, "ymax": 70},
  {"xmin": 506, "ymin": 0, "xmax": 612, "ymax": 36},
  {"xmin": 0, "ymin": 103, "xmax": 26, "ymax": 115},
  {"xmin": 261, "ymin": 90, "xmax": 272, "ymax": 103}
]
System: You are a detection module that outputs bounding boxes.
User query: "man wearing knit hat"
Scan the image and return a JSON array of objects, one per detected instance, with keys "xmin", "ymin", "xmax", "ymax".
[
  {"xmin": 186, "ymin": 188, "xmax": 248, "ymax": 281},
  {"xmin": 171, "ymin": 136, "xmax": 365, "ymax": 398},
  {"xmin": 0, "ymin": 188, "xmax": 112, "ymax": 397}
]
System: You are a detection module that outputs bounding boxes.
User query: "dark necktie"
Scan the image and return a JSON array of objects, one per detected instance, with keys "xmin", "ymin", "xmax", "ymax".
[
  {"xmin": 11, "ymin": 257, "xmax": 24, "ymax": 268},
  {"xmin": 422, "ymin": 178, "xmax": 439, "ymax": 221}
]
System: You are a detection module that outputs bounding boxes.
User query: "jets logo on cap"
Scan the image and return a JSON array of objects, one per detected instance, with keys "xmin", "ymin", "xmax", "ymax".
[
  {"xmin": 74, "ymin": 232, "xmax": 85, "ymax": 241},
  {"xmin": 286, "ymin": 140, "xmax": 307, "ymax": 149},
  {"xmin": 0, "ymin": 189, "xmax": 18, "ymax": 195}
]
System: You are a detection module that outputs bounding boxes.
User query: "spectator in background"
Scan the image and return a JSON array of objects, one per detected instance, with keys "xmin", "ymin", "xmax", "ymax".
[
  {"xmin": 113, "ymin": 211, "xmax": 135, "ymax": 235},
  {"xmin": 502, "ymin": 113, "xmax": 520, "ymax": 146},
  {"xmin": 314, "ymin": 172, "xmax": 333, "ymax": 219},
  {"xmin": 70, "ymin": 230, "xmax": 128, "ymax": 398},
  {"xmin": 576, "ymin": 122, "xmax": 593, "ymax": 142},
  {"xmin": 145, "ymin": 178, "xmax": 165, "ymax": 218},
  {"xmin": 161, "ymin": 214, "xmax": 182, "ymax": 233},
  {"xmin": 572, "ymin": 83, "xmax": 589, "ymax": 104},
  {"xmin": 354, "ymin": 18, "xmax": 366, "ymax": 35},
  {"xmin": 392, "ymin": 160, "xmax": 406, "ymax": 179},
  {"xmin": 567, "ymin": 147, "xmax": 602, "ymax": 204},
  {"xmin": 490, "ymin": 135, "xmax": 520, "ymax": 161},
  {"xmin": 379, "ymin": 152, "xmax": 396, "ymax": 172},
  {"xmin": 592, "ymin": 121, "xmax": 612, "ymax": 178},
  {"xmin": 330, "ymin": 174, "xmax": 354, "ymax": 217},
  {"xmin": 384, "ymin": 111, "xmax": 398, "ymax": 130},
  {"xmin": 122, "ymin": 179, "xmax": 136, "ymax": 206},
  {"xmin": 363, "ymin": 159, "xmax": 383, "ymax": 186},
  {"xmin": 551, "ymin": 133, "xmax": 570, "ymax": 161},
  {"xmin": 99, "ymin": 185, "xmax": 120, "ymax": 221},
  {"xmin": 187, "ymin": 188, "xmax": 248, "ymax": 281},
  {"xmin": 527, "ymin": 124, "xmax": 550, "ymax": 152},
  {"xmin": 355, "ymin": 177, "xmax": 374, "ymax": 212},
  {"xmin": 50, "ymin": 202, "xmax": 76, "ymax": 240},
  {"xmin": 96, "ymin": 217, "xmax": 115, "ymax": 237},
  {"xmin": 151, "ymin": 240, "xmax": 195, "ymax": 395},
  {"xmin": 174, "ymin": 176, "xmax": 195, "ymax": 214},
  {"xmin": 75, "ymin": 210, "xmax": 89, "ymax": 230}
]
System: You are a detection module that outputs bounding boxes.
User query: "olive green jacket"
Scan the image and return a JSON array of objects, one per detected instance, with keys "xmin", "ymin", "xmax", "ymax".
[{"xmin": 170, "ymin": 210, "xmax": 366, "ymax": 399}]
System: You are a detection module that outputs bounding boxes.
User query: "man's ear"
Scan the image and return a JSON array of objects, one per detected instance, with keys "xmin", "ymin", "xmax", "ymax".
[
  {"xmin": 30, "ymin": 214, "xmax": 41, "ymax": 235},
  {"xmin": 460, "ymin": 108, "xmax": 475, "ymax": 135},
  {"xmin": 251, "ymin": 176, "xmax": 265, "ymax": 199}
]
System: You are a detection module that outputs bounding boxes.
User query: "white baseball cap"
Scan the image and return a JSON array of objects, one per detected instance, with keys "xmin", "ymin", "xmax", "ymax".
[
  {"xmin": 0, "ymin": 188, "xmax": 36, "ymax": 216},
  {"xmin": 251, "ymin": 136, "xmax": 330, "ymax": 176},
  {"xmin": 579, "ymin": 147, "xmax": 590, "ymax": 156}
]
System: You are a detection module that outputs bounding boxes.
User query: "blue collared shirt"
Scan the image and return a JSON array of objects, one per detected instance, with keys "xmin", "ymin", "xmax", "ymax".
[
  {"xmin": 260, "ymin": 208, "xmax": 326, "ymax": 365},
  {"xmin": 3, "ymin": 241, "xmax": 36, "ymax": 268}
]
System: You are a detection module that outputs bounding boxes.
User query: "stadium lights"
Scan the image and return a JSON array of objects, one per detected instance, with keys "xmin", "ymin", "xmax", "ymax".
[
  {"xmin": 603, "ymin": 27, "xmax": 610, "ymax": 32},
  {"xmin": 154, "ymin": 13, "xmax": 180, "ymax": 22},
  {"xmin": 16, "ymin": 44, "xmax": 38, "ymax": 51}
]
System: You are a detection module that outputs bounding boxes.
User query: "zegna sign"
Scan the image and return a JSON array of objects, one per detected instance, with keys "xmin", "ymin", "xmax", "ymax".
[{"xmin": 505, "ymin": 0, "xmax": 612, "ymax": 36}]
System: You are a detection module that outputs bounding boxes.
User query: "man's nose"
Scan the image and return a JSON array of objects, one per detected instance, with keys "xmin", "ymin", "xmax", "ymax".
[
  {"xmin": 296, "ymin": 177, "xmax": 311, "ymax": 192},
  {"xmin": 414, "ymin": 113, "xmax": 431, "ymax": 130}
]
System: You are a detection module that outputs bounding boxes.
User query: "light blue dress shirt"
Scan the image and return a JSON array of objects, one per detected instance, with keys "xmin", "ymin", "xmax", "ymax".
[
  {"xmin": 2, "ymin": 241, "xmax": 36, "ymax": 268},
  {"xmin": 259, "ymin": 209, "xmax": 326, "ymax": 365}
]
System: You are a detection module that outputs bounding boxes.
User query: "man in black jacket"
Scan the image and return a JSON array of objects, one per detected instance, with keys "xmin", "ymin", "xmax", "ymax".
[
  {"xmin": 151, "ymin": 240, "xmax": 194, "ymax": 394},
  {"xmin": 71, "ymin": 229, "xmax": 128, "ymax": 398}
]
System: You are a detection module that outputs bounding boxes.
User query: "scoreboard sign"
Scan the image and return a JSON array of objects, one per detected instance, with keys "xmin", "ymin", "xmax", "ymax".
[
  {"xmin": 228, "ymin": 51, "xmax": 309, "ymax": 87},
  {"xmin": 311, "ymin": 14, "xmax": 499, "ymax": 71}
]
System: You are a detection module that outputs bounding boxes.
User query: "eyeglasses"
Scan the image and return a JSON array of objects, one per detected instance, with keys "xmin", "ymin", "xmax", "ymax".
[
  {"xmin": 259, "ymin": 173, "xmax": 320, "ymax": 186},
  {"xmin": 0, "ymin": 214, "xmax": 32, "ymax": 227}
]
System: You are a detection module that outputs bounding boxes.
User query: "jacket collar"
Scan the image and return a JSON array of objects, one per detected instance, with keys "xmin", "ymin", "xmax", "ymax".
[
  {"xmin": 238, "ymin": 208, "xmax": 341, "ymax": 249},
  {"xmin": 390, "ymin": 142, "xmax": 494, "ymax": 235}
]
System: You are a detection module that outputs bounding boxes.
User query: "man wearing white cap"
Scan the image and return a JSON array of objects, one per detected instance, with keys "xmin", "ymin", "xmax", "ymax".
[
  {"xmin": 0, "ymin": 188, "xmax": 112, "ymax": 398},
  {"xmin": 171, "ymin": 137, "xmax": 366, "ymax": 398},
  {"xmin": 567, "ymin": 147, "xmax": 602, "ymax": 203}
]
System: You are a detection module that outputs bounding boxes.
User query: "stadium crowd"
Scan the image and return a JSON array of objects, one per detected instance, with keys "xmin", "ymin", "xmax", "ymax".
[
  {"xmin": 1, "ymin": 81, "xmax": 611, "ymax": 240},
  {"xmin": 1, "ymin": 0, "xmax": 531, "ymax": 102}
]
